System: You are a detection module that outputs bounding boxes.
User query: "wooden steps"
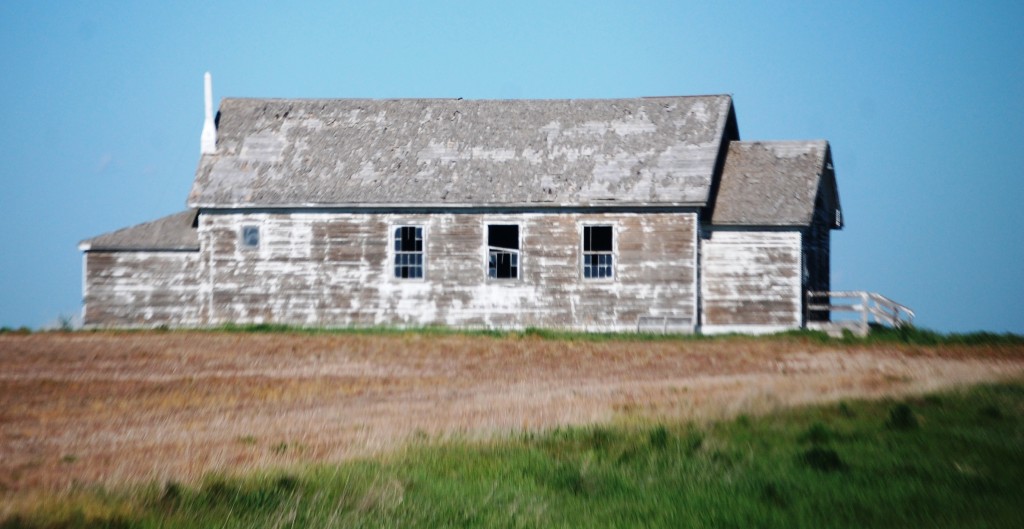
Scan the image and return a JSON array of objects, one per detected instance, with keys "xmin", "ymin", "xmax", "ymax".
[{"xmin": 805, "ymin": 291, "xmax": 915, "ymax": 337}]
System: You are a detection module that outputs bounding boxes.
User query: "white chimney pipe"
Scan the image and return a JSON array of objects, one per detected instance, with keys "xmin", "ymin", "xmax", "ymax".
[{"xmin": 200, "ymin": 72, "xmax": 217, "ymax": 154}]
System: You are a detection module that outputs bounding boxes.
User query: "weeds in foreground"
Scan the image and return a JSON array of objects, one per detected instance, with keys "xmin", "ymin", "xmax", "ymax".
[
  {"xmin": 32, "ymin": 322, "xmax": 1018, "ymax": 347},
  {"xmin": 4, "ymin": 381, "xmax": 1022, "ymax": 528},
  {"xmin": 208, "ymin": 323, "xmax": 1024, "ymax": 346},
  {"xmin": 4, "ymin": 313, "xmax": 1021, "ymax": 347},
  {"xmin": 799, "ymin": 446, "xmax": 847, "ymax": 472},
  {"xmin": 886, "ymin": 403, "xmax": 920, "ymax": 430}
]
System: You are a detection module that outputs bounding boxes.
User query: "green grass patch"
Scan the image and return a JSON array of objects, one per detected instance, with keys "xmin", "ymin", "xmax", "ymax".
[
  {"xmin": 68, "ymin": 322, "xmax": 1024, "ymax": 346},
  {"xmin": 852, "ymin": 326, "xmax": 1024, "ymax": 346},
  {"xmin": 207, "ymin": 322, "xmax": 713, "ymax": 343},
  {"xmin": 775, "ymin": 326, "xmax": 1024, "ymax": 347},
  {"xmin": 5, "ymin": 381, "xmax": 1024, "ymax": 528}
]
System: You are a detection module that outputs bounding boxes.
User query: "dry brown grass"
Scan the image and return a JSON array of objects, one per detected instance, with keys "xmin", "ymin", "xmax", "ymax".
[{"xmin": 1, "ymin": 331, "xmax": 1021, "ymax": 509}]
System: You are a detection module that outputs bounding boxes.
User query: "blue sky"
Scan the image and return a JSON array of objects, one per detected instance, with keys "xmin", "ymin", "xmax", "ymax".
[{"xmin": 1, "ymin": 1, "xmax": 1021, "ymax": 333}]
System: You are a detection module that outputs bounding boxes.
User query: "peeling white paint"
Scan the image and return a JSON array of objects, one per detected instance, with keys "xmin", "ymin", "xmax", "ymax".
[
  {"xmin": 84, "ymin": 208, "xmax": 706, "ymax": 332},
  {"xmin": 700, "ymin": 230, "xmax": 802, "ymax": 329},
  {"xmin": 191, "ymin": 211, "xmax": 699, "ymax": 331},
  {"xmin": 83, "ymin": 251, "xmax": 204, "ymax": 327}
]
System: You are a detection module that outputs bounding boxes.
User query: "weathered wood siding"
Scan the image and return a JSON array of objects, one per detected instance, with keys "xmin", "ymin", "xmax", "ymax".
[
  {"xmin": 700, "ymin": 230, "xmax": 802, "ymax": 332},
  {"xmin": 200, "ymin": 211, "xmax": 698, "ymax": 331},
  {"xmin": 83, "ymin": 251, "xmax": 203, "ymax": 327},
  {"xmin": 804, "ymin": 200, "xmax": 832, "ymax": 321}
]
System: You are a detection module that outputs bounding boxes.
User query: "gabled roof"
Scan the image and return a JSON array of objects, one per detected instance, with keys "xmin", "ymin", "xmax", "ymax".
[
  {"xmin": 188, "ymin": 95, "xmax": 734, "ymax": 209},
  {"xmin": 711, "ymin": 141, "xmax": 838, "ymax": 227},
  {"xmin": 79, "ymin": 210, "xmax": 199, "ymax": 251}
]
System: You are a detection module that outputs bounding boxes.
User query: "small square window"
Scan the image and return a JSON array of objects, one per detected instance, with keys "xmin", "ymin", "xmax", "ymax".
[{"xmin": 241, "ymin": 225, "xmax": 260, "ymax": 249}]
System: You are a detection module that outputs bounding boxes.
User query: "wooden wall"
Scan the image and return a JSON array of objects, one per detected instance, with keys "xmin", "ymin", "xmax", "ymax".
[
  {"xmin": 200, "ymin": 211, "xmax": 698, "ymax": 332},
  {"xmin": 83, "ymin": 251, "xmax": 203, "ymax": 327},
  {"xmin": 700, "ymin": 230, "xmax": 802, "ymax": 333},
  {"xmin": 804, "ymin": 199, "xmax": 832, "ymax": 322}
]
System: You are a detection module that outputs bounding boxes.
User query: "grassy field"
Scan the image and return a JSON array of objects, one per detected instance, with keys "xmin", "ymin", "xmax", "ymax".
[
  {"xmin": 3, "ymin": 380, "xmax": 1022, "ymax": 528},
  {"xmin": 1, "ymin": 329, "xmax": 1022, "ymax": 526}
]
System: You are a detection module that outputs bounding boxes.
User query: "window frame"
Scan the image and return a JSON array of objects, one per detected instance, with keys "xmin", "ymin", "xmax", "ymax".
[
  {"xmin": 485, "ymin": 222, "xmax": 522, "ymax": 281},
  {"xmin": 239, "ymin": 224, "xmax": 261, "ymax": 251},
  {"xmin": 392, "ymin": 224, "xmax": 426, "ymax": 280},
  {"xmin": 581, "ymin": 223, "xmax": 615, "ymax": 281}
]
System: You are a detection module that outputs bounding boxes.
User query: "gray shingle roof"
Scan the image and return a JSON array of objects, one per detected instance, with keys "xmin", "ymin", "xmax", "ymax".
[
  {"xmin": 188, "ymin": 95, "xmax": 734, "ymax": 208},
  {"xmin": 79, "ymin": 210, "xmax": 199, "ymax": 251},
  {"xmin": 711, "ymin": 141, "xmax": 834, "ymax": 226}
]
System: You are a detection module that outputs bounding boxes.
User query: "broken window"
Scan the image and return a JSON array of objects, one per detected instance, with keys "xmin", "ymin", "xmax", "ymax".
[
  {"xmin": 582, "ymin": 225, "xmax": 613, "ymax": 279},
  {"xmin": 487, "ymin": 224, "xmax": 519, "ymax": 279},
  {"xmin": 240, "ymin": 225, "xmax": 260, "ymax": 250},
  {"xmin": 394, "ymin": 226, "xmax": 424, "ymax": 279}
]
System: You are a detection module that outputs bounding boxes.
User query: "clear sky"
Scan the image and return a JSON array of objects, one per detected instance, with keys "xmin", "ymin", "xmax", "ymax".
[{"xmin": 1, "ymin": 1, "xmax": 1021, "ymax": 333}]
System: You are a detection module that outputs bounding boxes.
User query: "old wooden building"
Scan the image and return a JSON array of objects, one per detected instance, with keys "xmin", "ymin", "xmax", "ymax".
[{"xmin": 80, "ymin": 76, "xmax": 842, "ymax": 333}]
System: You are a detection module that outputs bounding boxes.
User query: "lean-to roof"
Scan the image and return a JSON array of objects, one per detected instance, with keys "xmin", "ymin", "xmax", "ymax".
[
  {"xmin": 188, "ymin": 95, "xmax": 734, "ymax": 208},
  {"xmin": 711, "ymin": 141, "xmax": 835, "ymax": 226},
  {"xmin": 79, "ymin": 210, "xmax": 199, "ymax": 251}
]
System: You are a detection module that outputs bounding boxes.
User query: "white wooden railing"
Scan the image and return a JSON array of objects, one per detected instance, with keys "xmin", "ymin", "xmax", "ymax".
[{"xmin": 805, "ymin": 291, "xmax": 915, "ymax": 336}]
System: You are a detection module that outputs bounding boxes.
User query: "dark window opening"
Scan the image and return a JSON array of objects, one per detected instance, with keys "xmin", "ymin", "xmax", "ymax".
[
  {"xmin": 583, "ymin": 225, "xmax": 613, "ymax": 279},
  {"xmin": 394, "ymin": 226, "xmax": 424, "ymax": 279},
  {"xmin": 241, "ymin": 225, "xmax": 260, "ymax": 249},
  {"xmin": 488, "ymin": 224, "xmax": 519, "ymax": 279}
]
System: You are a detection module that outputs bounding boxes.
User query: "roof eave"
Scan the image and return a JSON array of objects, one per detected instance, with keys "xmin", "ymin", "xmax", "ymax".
[
  {"xmin": 708, "ymin": 220, "xmax": 812, "ymax": 229},
  {"xmin": 189, "ymin": 200, "xmax": 709, "ymax": 210},
  {"xmin": 82, "ymin": 246, "xmax": 201, "ymax": 252}
]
